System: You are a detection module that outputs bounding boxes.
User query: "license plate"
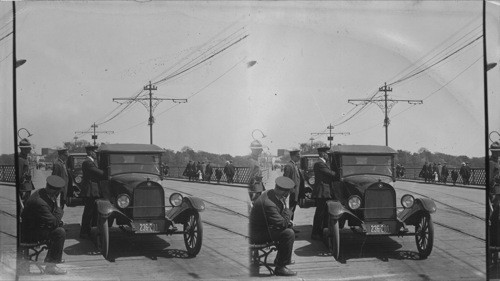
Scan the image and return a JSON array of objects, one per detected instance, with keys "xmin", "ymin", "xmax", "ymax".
[
  {"xmin": 139, "ymin": 223, "xmax": 158, "ymax": 233},
  {"xmin": 370, "ymin": 224, "xmax": 390, "ymax": 233}
]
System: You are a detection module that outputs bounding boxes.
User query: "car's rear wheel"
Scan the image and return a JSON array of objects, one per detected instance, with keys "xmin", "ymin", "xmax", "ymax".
[
  {"xmin": 183, "ymin": 211, "xmax": 203, "ymax": 257},
  {"xmin": 328, "ymin": 218, "xmax": 340, "ymax": 260},
  {"xmin": 415, "ymin": 213, "xmax": 433, "ymax": 259},
  {"xmin": 97, "ymin": 214, "xmax": 110, "ymax": 260}
]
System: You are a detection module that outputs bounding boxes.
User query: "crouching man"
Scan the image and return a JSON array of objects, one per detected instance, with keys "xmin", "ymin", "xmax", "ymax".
[
  {"xmin": 21, "ymin": 175, "xmax": 67, "ymax": 275},
  {"xmin": 249, "ymin": 176, "xmax": 297, "ymax": 276}
]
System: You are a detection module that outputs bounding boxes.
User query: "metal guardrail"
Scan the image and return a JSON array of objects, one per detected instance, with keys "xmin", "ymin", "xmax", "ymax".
[
  {"xmin": 399, "ymin": 167, "xmax": 485, "ymax": 186},
  {"xmin": 0, "ymin": 165, "xmax": 16, "ymax": 183}
]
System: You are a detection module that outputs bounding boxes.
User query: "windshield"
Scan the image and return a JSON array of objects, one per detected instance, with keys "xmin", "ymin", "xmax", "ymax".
[
  {"xmin": 108, "ymin": 154, "xmax": 161, "ymax": 176},
  {"xmin": 341, "ymin": 155, "xmax": 393, "ymax": 177},
  {"xmin": 72, "ymin": 157, "xmax": 86, "ymax": 169}
]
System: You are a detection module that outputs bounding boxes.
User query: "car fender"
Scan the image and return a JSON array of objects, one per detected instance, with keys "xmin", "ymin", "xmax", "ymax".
[
  {"xmin": 167, "ymin": 197, "xmax": 205, "ymax": 223},
  {"xmin": 325, "ymin": 200, "xmax": 362, "ymax": 223},
  {"xmin": 398, "ymin": 198, "xmax": 437, "ymax": 225},
  {"xmin": 95, "ymin": 199, "xmax": 130, "ymax": 222}
]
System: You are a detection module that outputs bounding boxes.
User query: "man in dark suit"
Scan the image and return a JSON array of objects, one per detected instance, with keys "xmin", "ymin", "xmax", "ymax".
[
  {"xmin": 21, "ymin": 175, "xmax": 67, "ymax": 275},
  {"xmin": 52, "ymin": 148, "xmax": 69, "ymax": 209},
  {"xmin": 79, "ymin": 145, "xmax": 104, "ymax": 239},
  {"xmin": 249, "ymin": 176, "xmax": 297, "ymax": 277},
  {"xmin": 205, "ymin": 161, "xmax": 213, "ymax": 182},
  {"xmin": 311, "ymin": 146, "xmax": 336, "ymax": 240},
  {"xmin": 283, "ymin": 149, "xmax": 304, "ymax": 231}
]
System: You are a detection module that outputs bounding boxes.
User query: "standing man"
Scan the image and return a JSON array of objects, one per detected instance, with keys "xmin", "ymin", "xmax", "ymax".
[
  {"xmin": 248, "ymin": 140, "xmax": 265, "ymax": 201},
  {"xmin": 441, "ymin": 163, "xmax": 449, "ymax": 184},
  {"xmin": 459, "ymin": 162, "xmax": 467, "ymax": 185},
  {"xmin": 21, "ymin": 175, "xmax": 67, "ymax": 275},
  {"xmin": 311, "ymin": 147, "xmax": 336, "ymax": 240},
  {"xmin": 79, "ymin": 145, "xmax": 104, "ymax": 239},
  {"xmin": 205, "ymin": 161, "xmax": 213, "ymax": 183},
  {"xmin": 464, "ymin": 162, "xmax": 472, "ymax": 185},
  {"xmin": 283, "ymin": 149, "xmax": 303, "ymax": 232},
  {"xmin": 249, "ymin": 176, "xmax": 297, "ymax": 276},
  {"xmin": 52, "ymin": 148, "xmax": 69, "ymax": 209},
  {"xmin": 18, "ymin": 138, "xmax": 35, "ymax": 205}
]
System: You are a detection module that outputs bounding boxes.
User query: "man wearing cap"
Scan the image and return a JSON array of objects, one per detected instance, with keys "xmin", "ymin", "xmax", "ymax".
[
  {"xmin": 79, "ymin": 145, "xmax": 104, "ymax": 239},
  {"xmin": 21, "ymin": 175, "xmax": 67, "ymax": 275},
  {"xmin": 52, "ymin": 148, "xmax": 69, "ymax": 209},
  {"xmin": 311, "ymin": 146, "xmax": 336, "ymax": 240},
  {"xmin": 283, "ymin": 149, "xmax": 304, "ymax": 231},
  {"xmin": 459, "ymin": 162, "xmax": 468, "ymax": 185},
  {"xmin": 18, "ymin": 138, "xmax": 35, "ymax": 204},
  {"xmin": 441, "ymin": 163, "xmax": 449, "ymax": 184},
  {"xmin": 249, "ymin": 176, "xmax": 297, "ymax": 276}
]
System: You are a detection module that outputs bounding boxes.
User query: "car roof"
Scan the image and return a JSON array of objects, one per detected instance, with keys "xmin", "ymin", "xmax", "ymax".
[
  {"xmin": 330, "ymin": 145, "xmax": 397, "ymax": 154},
  {"xmin": 98, "ymin": 144, "xmax": 165, "ymax": 153}
]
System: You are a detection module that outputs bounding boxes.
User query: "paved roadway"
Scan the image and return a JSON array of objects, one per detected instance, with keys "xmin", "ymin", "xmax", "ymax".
[{"xmin": 0, "ymin": 169, "xmax": 487, "ymax": 280}]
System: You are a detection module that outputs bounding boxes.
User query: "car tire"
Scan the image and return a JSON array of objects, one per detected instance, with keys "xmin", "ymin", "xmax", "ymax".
[
  {"xmin": 183, "ymin": 210, "xmax": 203, "ymax": 257},
  {"xmin": 415, "ymin": 213, "xmax": 433, "ymax": 259},
  {"xmin": 97, "ymin": 214, "xmax": 110, "ymax": 260}
]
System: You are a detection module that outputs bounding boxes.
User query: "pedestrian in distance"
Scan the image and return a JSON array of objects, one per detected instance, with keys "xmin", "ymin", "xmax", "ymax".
[
  {"xmin": 52, "ymin": 148, "xmax": 70, "ymax": 210},
  {"xmin": 441, "ymin": 163, "xmax": 449, "ymax": 184},
  {"xmin": 18, "ymin": 138, "xmax": 35, "ymax": 206},
  {"xmin": 249, "ymin": 176, "xmax": 297, "ymax": 277},
  {"xmin": 451, "ymin": 169, "xmax": 459, "ymax": 186},
  {"xmin": 464, "ymin": 162, "xmax": 472, "ymax": 185},
  {"xmin": 21, "ymin": 175, "xmax": 67, "ymax": 275},
  {"xmin": 419, "ymin": 162, "xmax": 429, "ymax": 183},
  {"xmin": 79, "ymin": 145, "xmax": 104, "ymax": 239},
  {"xmin": 215, "ymin": 168, "xmax": 223, "ymax": 184},
  {"xmin": 248, "ymin": 140, "xmax": 265, "ymax": 202},
  {"xmin": 205, "ymin": 161, "xmax": 213, "ymax": 182},
  {"xmin": 283, "ymin": 149, "xmax": 304, "ymax": 233},
  {"xmin": 459, "ymin": 162, "xmax": 467, "ymax": 185},
  {"xmin": 224, "ymin": 161, "xmax": 235, "ymax": 184}
]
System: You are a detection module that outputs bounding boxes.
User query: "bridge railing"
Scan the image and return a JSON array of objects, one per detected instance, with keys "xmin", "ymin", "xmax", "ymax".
[
  {"xmin": 400, "ymin": 167, "xmax": 485, "ymax": 186},
  {"xmin": 0, "ymin": 165, "xmax": 16, "ymax": 183}
]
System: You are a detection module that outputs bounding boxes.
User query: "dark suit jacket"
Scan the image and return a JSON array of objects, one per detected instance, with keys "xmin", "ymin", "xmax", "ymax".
[
  {"xmin": 312, "ymin": 159, "xmax": 336, "ymax": 198},
  {"xmin": 283, "ymin": 161, "xmax": 302, "ymax": 202},
  {"xmin": 81, "ymin": 157, "xmax": 104, "ymax": 198},
  {"xmin": 52, "ymin": 158, "xmax": 69, "ymax": 199},
  {"xmin": 21, "ymin": 189, "xmax": 64, "ymax": 242},
  {"xmin": 18, "ymin": 154, "xmax": 35, "ymax": 192},
  {"xmin": 249, "ymin": 190, "xmax": 293, "ymax": 238}
]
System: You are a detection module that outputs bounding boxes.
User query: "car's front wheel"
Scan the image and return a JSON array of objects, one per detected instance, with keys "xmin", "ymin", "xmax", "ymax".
[
  {"xmin": 183, "ymin": 211, "xmax": 203, "ymax": 257},
  {"xmin": 97, "ymin": 214, "xmax": 110, "ymax": 260},
  {"xmin": 415, "ymin": 213, "xmax": 434, "ymax": 259}
]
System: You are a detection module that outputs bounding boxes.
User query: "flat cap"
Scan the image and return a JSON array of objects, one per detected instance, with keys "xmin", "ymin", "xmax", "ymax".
[
  {"xmin": 46, "ymin": 175, "xmax": 66, "ymax": 192},
  {"xmin": 491, "ymin": 141, "xmax": 500, "ymax": 151},
  {"xmin": 18, "ymin": 138, "xmax": 32, "ymax": 148},
  {"xmin": 317, "ymin": 146, "xmax": 330, "ymax": 153},
  {"xmin": 275, "ymin": 176, "xmax": 295, "ymax": 190}
]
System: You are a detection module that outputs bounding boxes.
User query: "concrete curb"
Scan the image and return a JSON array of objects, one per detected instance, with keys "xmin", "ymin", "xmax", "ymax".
[{"xmin": 398, "ymin": 179, "xmax": 485, "ymax": 190}]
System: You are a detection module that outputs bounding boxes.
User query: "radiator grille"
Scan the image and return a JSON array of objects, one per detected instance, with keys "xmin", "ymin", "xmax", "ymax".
[
  {"xmin": 133, "ymin": 185, "xmax": 165, "ymax": 218},
  {"xmin": 364, "ymin": 185, "xmax": 396, "ymax": 220}
]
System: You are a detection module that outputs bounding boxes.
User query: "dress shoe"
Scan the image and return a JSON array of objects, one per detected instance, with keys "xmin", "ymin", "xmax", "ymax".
[
  {"xmin": 45, "ymin": 265, "xmax": 67, "ymax": 275},
  {"xmin": 311, "ymin": 234, "xmax": 322, "ymax": 240},
  {"xmin": 274, "ymin": 266, "xmax": 297, "ymax": 276},
  {"xmin": 44, "ymin": 258, "xmax": 65, "ymax": 264}
]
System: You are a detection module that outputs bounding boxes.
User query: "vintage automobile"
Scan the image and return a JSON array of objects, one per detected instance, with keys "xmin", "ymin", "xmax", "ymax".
[
  {"xmin": 65, "ymin": 152, "xmax": 87, "ymax": 207},
  {"xmin": 91, "ymin": 143, "xmax": 205, "ymax": 260},
  {"xmin": 299, "ymin": 145, "xmax": 437, "ymax": 261}
]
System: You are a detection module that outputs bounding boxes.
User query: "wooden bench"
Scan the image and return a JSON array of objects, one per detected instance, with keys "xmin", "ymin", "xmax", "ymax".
[{"xmin": 249, "ymin": 242, "xmax": 277, "ymax": 275}]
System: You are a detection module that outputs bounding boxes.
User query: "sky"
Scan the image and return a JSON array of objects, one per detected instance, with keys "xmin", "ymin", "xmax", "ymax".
[{"xmin": 0, "ymin": 1, "xmax": 497, "ymax": 159}]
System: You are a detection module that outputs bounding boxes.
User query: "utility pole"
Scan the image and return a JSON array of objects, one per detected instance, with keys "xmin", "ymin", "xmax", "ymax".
[
  {"xmin": 311, "ymin": 123, "xmax": 350, "ymax": 148},
  {"xmin": 113, "ymin": 81, "xmax": 187, "ymax": 144},
  {"xmin": 348, "ymin": 82, "xmax": 423, "ymax": 146},
  {"xmin": 75, "ymin": 123, "xmax": 114, "ymax": 146}
]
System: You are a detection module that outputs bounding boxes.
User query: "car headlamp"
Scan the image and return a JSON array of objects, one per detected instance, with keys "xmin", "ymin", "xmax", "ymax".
[
  {"xmin": 169, "ymin": 193, "xmax": 184, "ymax": 207},
  {"xmin": 401, "ymin": 194, "xmax": 415, "ymax": 208},
  {"xmin": 117, "ymin": 194, "xmax": 130, "ymax": 209},
  {"xmin": 308, "ymin": 176, "xmax": 315, "ymax": 186},
  {"xmin": 348, "ymin": 195, "xmax": 361, "ymax": 210},
  {"xmin": 75, "ymin": 176, "xmax": 82, "ymax": 184}
]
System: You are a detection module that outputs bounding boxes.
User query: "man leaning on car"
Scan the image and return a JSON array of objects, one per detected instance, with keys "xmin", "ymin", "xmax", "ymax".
[
  {"xmin": 79, "ymin": 145, "xmax": 105, "ymax": 239},
  {"xmin": 249, "ymin": 176, "xmax": 297, "ymax": 276},
  {"xmin": 311, "ymin": 146, "xmax": 336, "ymax": 240}
]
